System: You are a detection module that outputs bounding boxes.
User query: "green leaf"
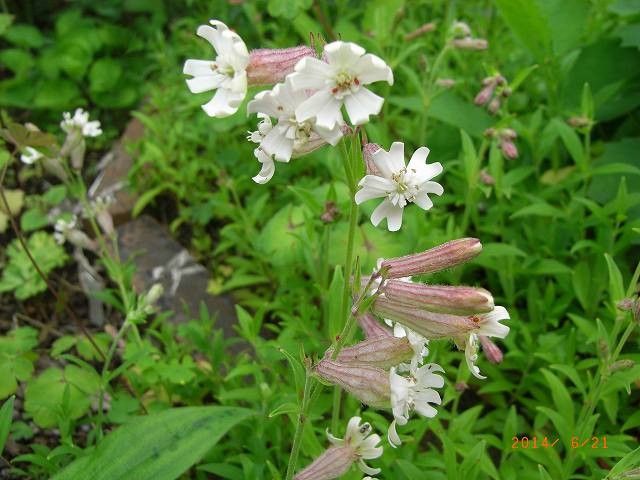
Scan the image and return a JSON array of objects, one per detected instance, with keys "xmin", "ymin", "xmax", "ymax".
[
  {"xmin": 0, "ymin": 13, "xmax": 14, "ymax": 35},
  {"xmin": 33, "ymin": 79, "xmax": 82, "ymax": 109},
  {"xmin": 0, "ymin": 327, "xmax": 38, "ymax": 398},
  {"xmin": 89, "ymin": 58, "xmax": 123, "ymax": 93},
  {"xmin": 604, "ymin": 254, "xmax": 625, "ymax": 304},
  {"xmin": 426, "ymin": 91, "xmax": 493, "ymax": 137},
  {"xmin": 540, "ymin": 369, "xmax": 575, "ymax": 427},
  {"xmin": 52, "ymin": 406, "xmax": 254, "ymax": 480},
  {"xmin": 0, "ymin": 396, "xmax": 15, "ymax": 455},
  {"xmin": 327, "ymin": 266, "xmax": 345, "ymax": 340},
  {"xmin": 460, "ymin": 129, "xmax": 480, "ymax": 190},
  {"xmin": 0, "ymin": 232, "xmax": 68, "ymax": 300},
  {"xmin": 4, "ymin": 24, "xmax": 44, "ymax": 48},
  {"xmin": 493, "ymin": 0, "xmax": 552, "ymax": 61},
  {"xmin": 0, "ymin": 48, "xmax": 34, "ymax": 76},
  {"xmin": 24, "ymin": 366, "xmax": 100, "ymax": 428},
  {"xmin": 538, "ymin": 464, "xmax": 554, "ymax": 480},
  {"xmin": 20, "ymin": 208, "xmax": 50, "ymax": 232}
]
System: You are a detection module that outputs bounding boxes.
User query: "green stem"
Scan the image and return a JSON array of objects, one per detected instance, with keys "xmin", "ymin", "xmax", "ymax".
[{"xmin": 285, "ymin": 373, "xmax": 313, "ymax": 480}]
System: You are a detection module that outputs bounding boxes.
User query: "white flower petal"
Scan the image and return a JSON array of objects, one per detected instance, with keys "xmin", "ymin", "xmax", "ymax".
[
  {"xmin": 251, "ymin": 149, "xmax": 275, "ymax": 184},
  {"xmin": 407, "ymin": 146, "xmax": 430, "ymax": 171},
  {"xmin": 343, "ymin": 88, "xmax": 384, "ymax": 125},
  {"xmin": 324, "ymin": 41, "xmax": 366, "ymax": 65},
  {"xmin": 295, "ymin": 90, "xmax": 343, "ymax": 129},
  {"xmin": 358, "ymin": 460, "xmax": 381, "ymax": 476},
  {"xmin": 353, "ymin": 53, "xmax": 394, "ymax": 85},
  {"xmin": 387, "ymin": 419, "xmax": 401, "ymax": 448},
  {"xmin": 185, "ymin": 74, "xmax": 224, "ymax": 94},
  {"xmin": 183, "ymin": 59, "xmax": 214, "ymax": 77},
  {"xmin": 355, "ymin": 176, "xmax": 395, "ymax": 204},
  {"xmin": 370, "ymin": 198, "xmax": 404, "ymax": 231},
  {"xmin": 201, "ymin": 88, "xmax": 243, "ymax": 117},
  {"xmin": 260, "ymin": 124, "xmax": 294, "ymax": 162},
  {"xmin": 289, "ymin": 57, "xmax": 331, "ymax": 90}
]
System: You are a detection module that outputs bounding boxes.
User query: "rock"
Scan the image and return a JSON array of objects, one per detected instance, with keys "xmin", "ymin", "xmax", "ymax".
[
  {"xmin": 89, "ymin": 118, "xmax": 144, "ymax": 225},
  {"xmin": 116, "ymin": 215, "xmax": 238, "ymax": 339}
]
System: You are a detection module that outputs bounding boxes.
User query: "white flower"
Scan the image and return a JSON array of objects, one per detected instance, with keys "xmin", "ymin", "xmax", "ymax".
[
  {"xmin": 251, "ymin": 147, "xmax": 276, "ymax": 185},
  {"xmin": 54, "ymin": 215, "xmax": 77, "ymax": 245},
  {"xmin": 326, "ymin": 416, "xmax": 383, "ymax": 476},
  {"xmin": 60, "ymin": 109, "xmax": 102, "ymax": 137},
  {"xmin": 386, "ymin": 320, "xmax": 429, "ymax": 371},
  {"xmin": 20, "ymin": 147, "xmax": 43, "ymax": 165},
  {"xmin": 355, "ymin": 142, "xmax": 443, "ymax": 231},
  {"xmin": 247, "ymin": 79, "xmax": 343, "ymax": 162},
  {"xmin": 461, "ymin": 306, "xmax": 510, "ymax": 379},
  {"xmin": 183, "ymin": 20, "xmax": 249, "ymax": 117},
  {"xmin": 388, "ymin": 363, "xmax": 444, "ymax": 447},
  {"xmin": 289, "ymin": 41, "xmax": 393, "ymax": 130}
]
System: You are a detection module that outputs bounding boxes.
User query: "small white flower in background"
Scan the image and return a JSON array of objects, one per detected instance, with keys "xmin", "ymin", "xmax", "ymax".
[
  {"xmin": 326, "ymin": 416, "xmax": 383, "ymax": 476},
  {"xmin": 54, "ymin": 216, "xmax": 77, "ymax": 244},
  {"xmin": 459, "ymin": 306, "xmax": 510, "ymax": 379},
  {"xmin": 388, "ymin": 363, "xmax": 444, "ymax": 447},
  {"xmin": 289, "ymin": 41, "xmax": 393, "ymax": 130},
  {"xmin": 248, "ymin": 79, "xmax": 343, "ymax": 162},
  {"xmin": 60, "ymin": 108, "xmax": 102, "ymax": 137},
  {"xmin": 183, "ymin": 20, "xmax": 249, "ymax": 117},
  {"xmin": 355, "ymin": 142, "xmax": 443, "ymax": 231},
  {"xmin": 20, "ymin": 147, "xmax": 43, "ymax": 165}
]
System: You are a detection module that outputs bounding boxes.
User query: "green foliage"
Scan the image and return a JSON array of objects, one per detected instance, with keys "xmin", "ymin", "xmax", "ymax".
[
  {"xmin": 24, "ymin": 366, "xmax": 101, "ymax": 428},
  {"xmin": 53, "ymin": 406, "xmax": 254, "ymax": 480},
  {"xmin": 1, "ymin": 0, "xmax": 639, "ymax": 479},
  {"xmin": 0, "ymin": 327, "xmax": 38, "ymax": 399},
  {"xmin": 0, "ymin": 396, "xmax": 15, "ymax": 456},
  {"xmin": 0, "ymin": 231, "xmax": 68, "ymax": 299}
]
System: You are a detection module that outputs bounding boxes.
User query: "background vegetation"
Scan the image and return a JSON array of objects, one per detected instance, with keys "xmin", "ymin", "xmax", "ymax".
[{"xmin": 0, "ymin": 0, "xmax": 639, "ymax": 479}]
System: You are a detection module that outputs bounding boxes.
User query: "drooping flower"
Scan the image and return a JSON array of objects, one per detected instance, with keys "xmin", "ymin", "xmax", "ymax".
[
  {"xmin": 289, "ymin": 41, "xmax": 393, "ymax": 130},
  {"xmin": 456, "ymin": 306, "xmax": 510, "ymax": 379},
  {"xmin": 184, "ymin": 20, "xmax": 315, "ymax": 118},
  {"xmin": 379, "ymin": 238, "xmax": 482, "ymax": 279},
  {"xmin": 295, "ymin": 416, "xmax": 383, "ymax": 479},
  {"xmin": 60, "ymin": 108, "xmax": 102, "ymax": 137},
  {"xmin": 20, "ymin": 147, "xmax": 43, "ymax": 165},
  {"xmin": 388, "ymin": 363, "xmax": 444, "ymax": 447},
  {"xmin": 384, "ymin": 320, "xmax": 429, "ymax": 371},
  {"xmin": 247, "ymin": 78, "xmax": 343, "ymax": 162},
  {"xmin": 354, "ymin": 142, "xmax": 443, "ymax": 231},
  {"xmin": 330, "ymin": 335, "xmax": 415, "ymax": 369},
  {"xmin": 183, "ymin": 20, "xmax": 249, "ymax": 118},
  {"xmin": 315, "ymin": 359, "xmax": 390, "ymax": 408}
]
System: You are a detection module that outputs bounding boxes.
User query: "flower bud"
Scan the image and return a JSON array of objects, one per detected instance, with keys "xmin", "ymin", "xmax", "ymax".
[
  {"xmin": 479, "ymin": 335, "xmax": 503, "ymax": 364},
  {"xmin": 67, "ymin": 229, "xmax": 97, "ymax": 251},
  {"xmin": 451, "ymin": 21, "xmax": 471, "ymax": 38},
  {"xmin": 372, "ymin": 297, "xmax": 478, "ymax": 339},
  {"xmin": 380, "ymin": 238, "xmax": 482, "ymax": 278},
  {"xmin": 381, "ymin": 281, "xmax": 494, "ymax": 315},
  {"xmin": 363, "ymin": 143, "xmax": 381, "ymax": 176},
  {"xmin": 452, "ymin": 37, "xmax": 488, "ymax": 50},
  {"xmin": 295, "ymin": 446, "xmax": 354, "ymax": 480},
  {"xmin": 500, "ymin": 139, "xmax": 518, "ymax": 159},
  {"xmin": 435, "ymin": 78, "xmax": 456, "ymax": 88},
  {"xmin": 315, "ymin": 359, "xmax": 390, "ymax": 408},
  {"xmin": 358, "ymin": 312, "xmax": 393, "ymax": 338},
  {"xmin": 479, "ymin": 169, "xmax": 495, "ymax": 185},
  {"xmin": 610, "ymin": 359, "xmax": 634, "ymax": 373},
  {"xmin": 247, "ymin": 46, "xmax": 316, "ymax": 85},
  {"xmin": 331, "ymin": 336, "xmax": 414, "ymax": 369},
  {"xmin": 488, "ymin": 97, "xmax": 501, "ymax": 114},
  {"xmin": 404, "ymin": 22, "xmax": 437, "ymax": 41},
  {"xmin": 474, "ymin": 84, "xmax": 495, "ymax": 106}
]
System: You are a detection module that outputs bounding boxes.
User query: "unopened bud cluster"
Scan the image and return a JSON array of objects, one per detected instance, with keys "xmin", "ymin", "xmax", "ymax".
[
  {"xmin": 474, "ymin": 74, "xmax": 510, "ymax": 114},
  {"xmin": 485, "ymin": 127, "xmax": 519, "ymax": 160},
  {"xmin": 449, "ymin": 21, "xmax": 488, "ymax": 50}
]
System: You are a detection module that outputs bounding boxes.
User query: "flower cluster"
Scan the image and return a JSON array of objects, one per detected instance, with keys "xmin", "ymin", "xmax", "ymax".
[
  {"xmin": 474, "ymin": 73, "xmax": 511, "ymax": 114},
  {"xmin": 183, "ymin": 19, "xmax": 512, "ymax": 479}
]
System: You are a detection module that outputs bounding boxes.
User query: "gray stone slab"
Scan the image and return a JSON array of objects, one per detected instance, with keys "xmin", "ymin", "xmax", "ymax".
[{"xmin": 116, "ymin": 215, "xmax": 237, "ymax": 338}]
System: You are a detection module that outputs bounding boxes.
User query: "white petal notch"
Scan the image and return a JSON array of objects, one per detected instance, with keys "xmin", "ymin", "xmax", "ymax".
[{"xmin": 355, "ymin": 142, "xmax": 444, "ymax": 231}]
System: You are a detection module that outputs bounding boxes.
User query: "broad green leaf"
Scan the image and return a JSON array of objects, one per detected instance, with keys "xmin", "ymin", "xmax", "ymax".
[
  {"xmin": 52, "ymin": 406, "xmax": 254, "ymax": 480},
  {"xmin": 538, "ymin": 464, "xmax": 554, "ymax": 480},
  {"xmin": 427, "ymin": 92, "xmax": 492, "ymax": 137},
  {"xmin": 540, "ymin": 369, "xmax": 575, "ymax": 427},
  {"xmin": 494, "ymin": 0, "xmax": 552, "ymax": 61},
  {"xmin": 0, "ymin": 396, "xmax": 14, "ymax": 455}
]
